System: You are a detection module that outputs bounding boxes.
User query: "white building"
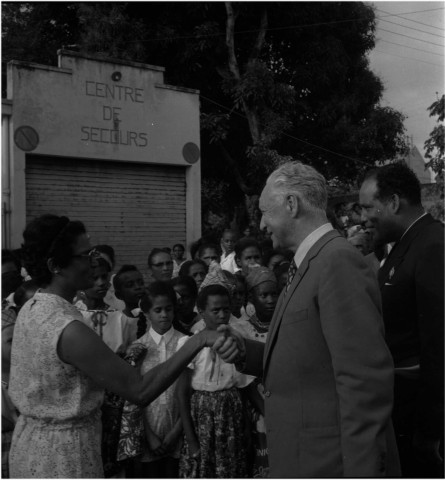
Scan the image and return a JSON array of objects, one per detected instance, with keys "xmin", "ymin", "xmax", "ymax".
[{"xmin": 2, "ymin": 50, "xmax": 201, "ymax": 273}]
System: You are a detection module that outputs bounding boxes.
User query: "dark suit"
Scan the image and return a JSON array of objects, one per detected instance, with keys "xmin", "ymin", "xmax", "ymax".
[
  {"xmin": 378, "ymin": 213, "xmax": 444, "ymax": 476},
  {"xmin": 243, "ymin": 229, "xmax": 399, "ymax": 477}
]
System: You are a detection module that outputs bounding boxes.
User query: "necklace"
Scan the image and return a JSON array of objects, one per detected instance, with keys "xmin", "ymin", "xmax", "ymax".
[{"xmin": 248, "ymin": 314, "xmax": 270, "ymax": 333}]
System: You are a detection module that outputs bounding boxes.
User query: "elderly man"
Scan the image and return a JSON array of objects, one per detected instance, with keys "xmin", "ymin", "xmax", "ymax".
[
  {"xmin": 216, "ymin": 161, "xmax": 399, "ymax": 477},
  {"xmin": 359, "ymin": 162, "xmax": 444, "ymax": 477}
]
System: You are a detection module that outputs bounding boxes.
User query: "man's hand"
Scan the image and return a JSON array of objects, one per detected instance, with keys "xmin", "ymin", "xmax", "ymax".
[{"xmin": 213, "ymin": 325, "xmax": 246, "ymax": 364}]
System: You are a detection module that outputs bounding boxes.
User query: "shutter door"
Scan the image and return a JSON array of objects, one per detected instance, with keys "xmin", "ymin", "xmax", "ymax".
[{"xmin": 26, "ymin": 155, "xmax": 187, "ymax": 274}]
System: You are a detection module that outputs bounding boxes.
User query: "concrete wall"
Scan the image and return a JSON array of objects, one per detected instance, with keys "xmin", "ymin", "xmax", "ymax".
[{"xmin": 2, "ymin": 50, "xmax": 201, "ymax": 248}]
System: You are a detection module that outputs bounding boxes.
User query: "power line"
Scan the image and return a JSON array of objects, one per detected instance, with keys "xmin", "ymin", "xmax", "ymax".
[
  {"xmin": 379, "ymin": 39, "xmax": 444, "ymax": 57},
  {"xmin": 379, "ymin": 18, "xmax": 445, "ymax": 39},
  {"xmin": 373, "ymin": 48, "xmax": 444, "ymax": 67},
  {"xmin": 378, "ymin": 27, "xmax": 444, "ymax": 48},
  {"xmin": 375, "ymin": 7, "xmax": 444, "ymax": 32},
  {"xmin": 200, "ymin": 94, "xmax": 371, "ymax": 167},
  {"xmin": 129, "ymin": 7, "xmax": 445, "ymax": 44}
]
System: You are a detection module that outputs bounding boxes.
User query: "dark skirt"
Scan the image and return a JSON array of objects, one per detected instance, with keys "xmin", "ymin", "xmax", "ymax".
[{"xmin": 179, "ymin": 387, "xmax": 248, "ymax": 478}]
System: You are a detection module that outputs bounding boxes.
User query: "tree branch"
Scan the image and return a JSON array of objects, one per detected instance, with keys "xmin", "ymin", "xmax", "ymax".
[
  {"xmin": 248, "ymin": 7, "xmax": 268, "ymax": 66},
  {"xmin": 217, "ymin": 141, "xmax": 255, "ymax": 195},
  {"xmin": 225, "ymin": 2, "xmax": 240, "ymax": 80}
]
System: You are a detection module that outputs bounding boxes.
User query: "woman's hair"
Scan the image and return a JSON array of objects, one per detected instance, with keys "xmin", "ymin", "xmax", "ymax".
[
  {"xmin": 94, "ymin": 244, "xmax": 115, "ymax": 269},
  {"xmin": 196, "ymin": 284, "xmax": 230, "ymax": 311},
  {"xmin": 147, "ymin": 248, "xmax": 172, "ymax": 267},
  {"xmin": 170, "ymin": 275, "xmax": 198, "ymax": 299},
  {"xmin": 21, "ymin": 214, "xmax": 87, "ymax": 286},
  {"xmin": 178, "ymin": 259, "xmax": 208, "ymax": 278},
  {"xmin": 172, "ymin": 243, "xmax": 185, "ymax": 251},
  {"xmin": 140, "ymin": 281, "xmax": 177, "ymax": 313}
]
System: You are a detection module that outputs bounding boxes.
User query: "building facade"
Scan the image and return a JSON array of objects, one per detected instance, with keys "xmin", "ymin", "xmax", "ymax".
[{"xmin": 2, "ymin": 50, "xmax": 201, "ymax": 273}]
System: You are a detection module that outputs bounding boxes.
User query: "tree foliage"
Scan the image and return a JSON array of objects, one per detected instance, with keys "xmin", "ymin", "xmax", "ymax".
[
  {"xmin": 2, "ymin": 2, "xmax": 409, "ymax": 229},
  {"xmin": 424, "ymin": 94, "xmax": 444, "ymax": 178}
]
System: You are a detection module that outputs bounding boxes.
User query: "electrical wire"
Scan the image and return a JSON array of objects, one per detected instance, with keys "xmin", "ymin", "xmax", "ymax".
[
  {"xmin": 378, "ymin": 27, "xmax": 444, "ymax": 48},
  {"xmin": 375, "ymin": 7, "xmax": 444, "ymax": 32},
  {"xmin": 200, "ymin": 94, "xmax": 373, "ymax": 167},
  {"xmin": 378, "ymin": 38, "xmax": 444, "ymax": 57},
  {"xmin": 373, "ymin": 48, "xmax": 444, "ymax": 67},
  {"xmin": 378, "ymin": 18, "xmax": 445, "ymax": 39}
]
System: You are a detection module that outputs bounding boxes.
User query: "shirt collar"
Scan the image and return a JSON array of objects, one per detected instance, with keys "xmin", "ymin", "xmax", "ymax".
[
  {"xmin": 401, "ymin": 212, "xmax": 427, "ymax": 241},
  {"xmin": 149, "ymin": 325, "xmax": 174, "ymax": 345},
  {"xmin": 293, "ymin": 223, "xmax": 333, "ymax": 268}
]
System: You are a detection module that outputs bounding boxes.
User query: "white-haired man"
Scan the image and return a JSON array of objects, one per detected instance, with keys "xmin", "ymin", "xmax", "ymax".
[{"xmin": 215, "ymin": 161, "xmax": 399, "ymax": 477}]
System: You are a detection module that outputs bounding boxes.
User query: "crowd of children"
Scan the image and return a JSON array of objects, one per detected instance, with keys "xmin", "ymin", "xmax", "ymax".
[{"xmin": 1, "ymin": 208, "xmax": 373, "ymax": 479}]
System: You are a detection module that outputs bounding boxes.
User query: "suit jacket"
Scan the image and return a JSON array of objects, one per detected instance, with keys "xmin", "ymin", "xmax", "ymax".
[
  {"xmin": 378, "ymin": 213, "xmax": 444, "ymax": 438},
  {"xmin": 243, "ymin": 230, "xmax": 398, "ymax": 477}
]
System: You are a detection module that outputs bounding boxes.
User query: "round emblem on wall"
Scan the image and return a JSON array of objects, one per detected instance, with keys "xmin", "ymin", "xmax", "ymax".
[
  {"xmin": 182, "ymin": 142, "xmax": 200, "ymax": 164},
  {"xmin": 14, "ymin": 126, "xmax": 39, "ymax": 152}
]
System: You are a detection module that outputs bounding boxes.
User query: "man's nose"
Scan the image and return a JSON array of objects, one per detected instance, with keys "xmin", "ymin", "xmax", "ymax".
[
  {"xmin": 260, "ymin": 217, "xmax": 265, "ymax": 231},
  {"xmin": 361, "ymin": 210, "xmax": 368, "ymax": 224}
]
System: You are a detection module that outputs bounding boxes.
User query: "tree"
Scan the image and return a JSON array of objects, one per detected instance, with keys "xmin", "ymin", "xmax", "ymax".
[
  {"xmin": 424, "ymin": 93, "xmax": 444, "ymax": 178},
  {"xmin": 2, "ymin": 2, "xmax": 409, "ymax": 232}
]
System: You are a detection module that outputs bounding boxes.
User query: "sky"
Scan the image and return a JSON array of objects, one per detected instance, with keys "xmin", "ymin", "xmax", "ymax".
[{"xmin": 367, "ymin": 1, "xmax": 444, "ymax": 157}]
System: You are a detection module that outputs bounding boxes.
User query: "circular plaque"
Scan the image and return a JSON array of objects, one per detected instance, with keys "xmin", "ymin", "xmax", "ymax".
[
  {"xmin": 182, "ymin": 142, "xmax": 200, "ymax": 164},
  {"xmin": 14, "ymin": 126, "xmax": 39, "ymax": 152}
]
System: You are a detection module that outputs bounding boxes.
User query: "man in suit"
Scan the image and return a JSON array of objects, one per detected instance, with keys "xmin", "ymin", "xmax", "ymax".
[
  {"xmin": 215, "ymin": 161, "xmax": 398, "ymax": 477},
  {"xmin": 359, "ymin": 162, "xmax": 444, "ymax": 477}
]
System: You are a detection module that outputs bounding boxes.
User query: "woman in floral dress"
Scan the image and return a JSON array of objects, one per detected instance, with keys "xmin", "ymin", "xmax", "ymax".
[{"xmin": 8, "ymin": 214, "xmax": 225, "ymax": 478}]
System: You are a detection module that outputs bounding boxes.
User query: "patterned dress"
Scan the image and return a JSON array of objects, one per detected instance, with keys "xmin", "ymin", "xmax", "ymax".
[
  {"xmin": 232, "ymin": 314, "xmax": 270, "ymax": 478},
  {"xmin": 9, "ymin": 292, "xmax": 105, "ymax": 478},
  {"xmin": 179, "ymin": 324, "xmax": 250, "ymax": 478}
]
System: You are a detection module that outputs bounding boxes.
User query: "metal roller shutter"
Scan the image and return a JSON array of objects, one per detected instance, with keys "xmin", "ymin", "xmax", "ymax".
[{"xmin": 26, "ymin": 155, "xmax": 187, "ymax": 274}]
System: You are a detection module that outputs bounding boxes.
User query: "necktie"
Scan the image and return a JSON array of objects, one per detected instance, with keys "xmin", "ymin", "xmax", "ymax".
[{"xmin": 285, "ymin": 260, "xmax": 298, "ymax": 294}]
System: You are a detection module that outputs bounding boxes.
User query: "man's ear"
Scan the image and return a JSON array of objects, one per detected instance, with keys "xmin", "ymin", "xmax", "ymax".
[
  {"xmin": 286, "ymin": 194, "xmax": 299, "ymax": 217},
  {"xmin": 235, "ymin": 256, "xmax": 241, "ymax": 268},
  {"xmin": 389, "ymin": 194, "xmax": 401, "ymax": 213}
]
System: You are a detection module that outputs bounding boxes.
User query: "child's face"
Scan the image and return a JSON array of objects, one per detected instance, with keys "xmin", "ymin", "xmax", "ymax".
[
  {"xmin": 189, "ymin": 264, "xmax": 206, "ymax": 288},
  {"xmin": 200, "ymin": 294, "xmax": 231, "ymax": 331},
  {"xmin": 251, "ymin": 281, "xmax": 278, "ymax": 322},
  {"xmin": 267, "ymin": 254, "xmax": 285, "ymax": 271},
  {"xmin": 200, "ymin": 248, "xmax": 220, "ymax": 266},
  {"xmin": 172, "ymin": 246, "xmax": 185, "ymax": 261},
  {"xmin": 150, "ymin": 253, "xmax": 174, "ymax": 281},
  {"xmin": 221, "ymin": 232, "xmax": 237, "ymax": 254},
  {"xmin": 116, "ymin": 270, "xmax": 145, "ymax": 308},
  {"xmin": 238, "ymin": 247, "xmax": 262, "ymax": 274},
  {"xmin": 2, "ymin": 324, "xmax": 15, "ymax": 367},
  {"xmin": 148, "ymin": 295, "xmax": 174, "ymax": 335},
  {"xmin": 85, "ymin": 265, "xmax": 110, "ymax": 300},
  {"xmin": 173, "ymin": 284, "xmax": 195, "ymax": 317}
]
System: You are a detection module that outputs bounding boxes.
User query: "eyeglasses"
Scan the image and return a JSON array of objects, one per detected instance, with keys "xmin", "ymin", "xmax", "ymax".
[{"xmin": 71, "ymin": 248, "xmax": 102, "ymax": 266}]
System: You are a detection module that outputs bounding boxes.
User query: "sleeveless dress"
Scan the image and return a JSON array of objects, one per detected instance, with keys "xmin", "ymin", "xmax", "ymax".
[{"xmin": 9, "ymin": 292, "xmax": 104, "ymax": 478}]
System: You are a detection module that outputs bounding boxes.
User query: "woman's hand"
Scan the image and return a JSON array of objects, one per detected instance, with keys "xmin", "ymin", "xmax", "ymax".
[
  {"xmin": 196, "ymin": 328, "xmax": 223, "ymax": 348},
  {"xmin": 213, "ymin": 325, "xmax": 246, "ymax": 364}
]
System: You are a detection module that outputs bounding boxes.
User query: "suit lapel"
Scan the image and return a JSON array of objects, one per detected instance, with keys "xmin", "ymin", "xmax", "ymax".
[
  {"xmin": 378, "ymin": 214, "xmax": 435, "ymax": 287},
  {"xmin": 263, "ymin": 230, "xmax": 340, "ymax": 372}
]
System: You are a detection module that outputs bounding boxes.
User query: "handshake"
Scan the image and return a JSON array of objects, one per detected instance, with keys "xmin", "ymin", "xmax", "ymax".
[{"xmin": 209, "ymin": 325, "xmax": 247, "ymax": 366}]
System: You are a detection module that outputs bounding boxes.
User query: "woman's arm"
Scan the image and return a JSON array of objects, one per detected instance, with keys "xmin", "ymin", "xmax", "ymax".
[
  {"xmin": 57, "ymin": 320, "xmax": 219, "ymax": 407},
  {"xmin": 176, "ymin": 368, "xmax": 200, "ymax": 456}
]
